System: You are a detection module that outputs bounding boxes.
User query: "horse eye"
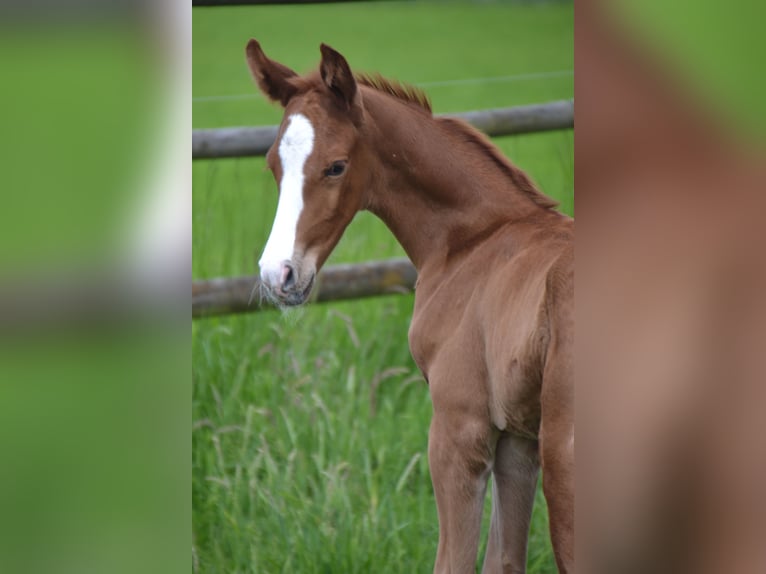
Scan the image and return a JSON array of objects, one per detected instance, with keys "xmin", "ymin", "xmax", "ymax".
[{"xmin": 324, "ymin": 161, "xmax": 347, "ymax": 177}]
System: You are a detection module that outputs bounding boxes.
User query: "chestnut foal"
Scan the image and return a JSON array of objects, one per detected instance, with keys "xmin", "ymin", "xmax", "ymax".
[{"xmin": 246, "ymin": 40, "xmax": 574, "ymax": 573}]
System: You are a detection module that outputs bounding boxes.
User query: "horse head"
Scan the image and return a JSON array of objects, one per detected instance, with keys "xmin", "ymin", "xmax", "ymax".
[{"xmin": 246, "ymin": 40, "xmax": 372, "ymax": 306}]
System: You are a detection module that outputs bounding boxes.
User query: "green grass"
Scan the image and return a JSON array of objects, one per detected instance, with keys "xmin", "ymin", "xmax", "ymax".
[{"xmin": 193, "ymin": 2, "xmax": 572, "ymax": 572}]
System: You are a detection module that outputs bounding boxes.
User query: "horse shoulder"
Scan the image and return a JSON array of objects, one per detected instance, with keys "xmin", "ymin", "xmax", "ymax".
[{"xmin": 407, "ymin": 269, "xmax": 476, "ymax": 384}]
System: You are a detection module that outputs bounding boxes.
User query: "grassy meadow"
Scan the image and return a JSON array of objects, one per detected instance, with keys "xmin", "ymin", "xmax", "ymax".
[{"xmin": 193, "ymin": 2, "xmax": 573, "ymax": 572}]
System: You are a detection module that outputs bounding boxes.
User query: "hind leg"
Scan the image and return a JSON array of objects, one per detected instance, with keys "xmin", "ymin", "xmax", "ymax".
[
  {"xmin": 540, "ymin": 338, "xmax": 574, "ymax": 572},
  {"xmin": 482, "ymin": 435, "xmax": 540, "ymax": 574},
  {"xmin": 540, "ymin": 419, "xmax": 574, "ymax": 572}
]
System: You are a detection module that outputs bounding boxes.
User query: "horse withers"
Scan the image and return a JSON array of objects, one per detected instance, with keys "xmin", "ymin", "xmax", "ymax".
[{"xmin": 246, "ymin": 40, "xmax": 574, "ymax": 573}]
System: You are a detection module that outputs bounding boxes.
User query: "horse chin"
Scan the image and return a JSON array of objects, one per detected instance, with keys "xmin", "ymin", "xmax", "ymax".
[{"xmin": 278, "ymin": 273, "xmax": 315, "ymax": 307}]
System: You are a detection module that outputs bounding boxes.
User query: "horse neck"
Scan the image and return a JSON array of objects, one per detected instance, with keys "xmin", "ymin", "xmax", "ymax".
[{"xmin": 360, "ymin": 90, "xmax": 547, "ymax": 271}]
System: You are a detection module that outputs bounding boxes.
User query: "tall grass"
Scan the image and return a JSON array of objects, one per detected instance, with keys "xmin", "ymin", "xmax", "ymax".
[{"xmin": 193, "ymin": 3, "xmax": 572, "ymax": 572}]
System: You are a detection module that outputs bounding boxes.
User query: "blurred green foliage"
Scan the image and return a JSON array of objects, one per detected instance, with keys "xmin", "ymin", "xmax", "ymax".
[
  {"xmin": 0, "ymin": 25, "xmax": 158, "ymax": 271},
  {"xmin": 0, "ymin": 19, "xmax": 188, "ymax": 574},
  {"xmin": 612, "ymin": 0, "xmax": 766, "ymax": 140}
]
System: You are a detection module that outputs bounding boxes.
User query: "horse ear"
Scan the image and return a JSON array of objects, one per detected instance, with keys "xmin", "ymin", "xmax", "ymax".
[
  {"xmin": 319, "ymin": 43, "xmax": 361, "ymax": 116},
  {"xmin": 246, "ymin": 39, "xmax": 298, "ymax": 107}
]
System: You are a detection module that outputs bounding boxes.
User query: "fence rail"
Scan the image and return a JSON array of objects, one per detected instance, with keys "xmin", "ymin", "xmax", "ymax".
[
  {"xmin": 192, "ymin": 99, "xmax": 573, "ymax": 160},
  {"xmin": 193, "ymin": 258, "xmax": 417, "ymax": 318}
]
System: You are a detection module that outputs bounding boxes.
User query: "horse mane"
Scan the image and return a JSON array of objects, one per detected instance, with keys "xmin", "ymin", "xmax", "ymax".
[
  {"xmin": 438, "ymin": 117, "xmax": 559, "ymax": 210},
  {"xmin": 356, "ymin": 73, "xmax": 432, "ymax": 113},
  {"xmin": 288, "ymin": 71, "xmax": 432, "ymax": 113},
  {"xmin": 354, "ymin": 74, "xmax": 556, "ymax": 210}
]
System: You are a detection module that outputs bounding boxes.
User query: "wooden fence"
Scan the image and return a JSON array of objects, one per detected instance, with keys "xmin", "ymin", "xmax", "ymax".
[
  {"xmin": 193, "ymin": 99, "xmax": 573, "ymax": 317},
  {"xmin": 193, "ymin": 100, "xmax": 573, "ymax": 159},
  {"xmin": 193, "ymin": 258, "xmax": 417, "ymax": 318}
]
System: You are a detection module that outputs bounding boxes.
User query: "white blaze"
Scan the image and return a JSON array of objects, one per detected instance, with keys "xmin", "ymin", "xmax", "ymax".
[{"xmin": 258, "ymin": 114, "xmax": 315, "ymax": 286}]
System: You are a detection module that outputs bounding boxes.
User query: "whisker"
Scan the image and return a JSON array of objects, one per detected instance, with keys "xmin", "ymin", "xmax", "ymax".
[
  {"xmin": 258, "ymin": 282, "xmax": 270, "ymax": 306},
  {"xmin": 256, "ymin": 281, "xmax": 284, "ymax": 310},
  {"xmin": 248, "ymin": 279, "xmax": 261, "ymax": 307}
]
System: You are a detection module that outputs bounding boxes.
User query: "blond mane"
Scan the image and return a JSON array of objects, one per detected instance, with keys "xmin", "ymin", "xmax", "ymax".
[{"xmin": 356, "ymin": 73, "xmax": 432, "ymax": 113}]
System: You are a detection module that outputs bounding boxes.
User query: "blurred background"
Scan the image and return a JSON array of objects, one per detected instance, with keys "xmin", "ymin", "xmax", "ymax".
[
  {"xmin": 576, "ymin": 2, "xmax": 766, "ymax": 573},
  {"xmin": 0, "ymin": 1, "xmax": 189, "ymax": 573},
  {"xmin": 3, "ymin": 0, "xmax": 763, "ymax": 572},
  {"xmin": 192, "ymin": 1, "xmax": 572, "ymax": 573}
]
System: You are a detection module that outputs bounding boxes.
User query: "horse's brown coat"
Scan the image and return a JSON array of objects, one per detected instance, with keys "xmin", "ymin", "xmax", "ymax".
[{"xmin": 246, "ymin": 40, "xmax": 574, "ymax": 573}]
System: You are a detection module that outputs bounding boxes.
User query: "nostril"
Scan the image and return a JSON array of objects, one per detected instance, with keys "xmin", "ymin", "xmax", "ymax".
[{"xmin": 280, "ymin": 263, "xmax": 296, "ymax": 290}]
